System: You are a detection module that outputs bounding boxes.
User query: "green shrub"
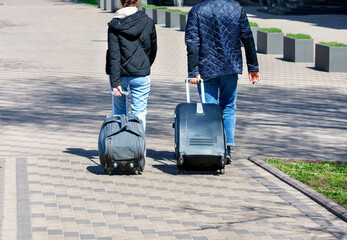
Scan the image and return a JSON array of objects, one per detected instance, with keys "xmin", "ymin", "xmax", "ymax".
[
  {"xmin": 181, "ymin": 11, "xmax": 189, "ymax": 15},
  {"xmin": 259, "ymin": 28, "xmax": 282, "ymax": 33},
  {"xmin": 286, "ymin": 33, "xmax": 311, "ymax": 39},
  {"xmin": 319, "ymin": 41, "xmax": 347, "ymax": 47},
  {"xmin": 249, "ymin": 22, "xmax": 258, "ymax": 27},
  {"xmin": 167, "ymin": 9, "xmax": 182, "ymax": 12}
]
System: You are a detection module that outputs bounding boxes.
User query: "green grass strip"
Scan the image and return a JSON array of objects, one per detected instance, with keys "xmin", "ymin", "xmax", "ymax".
[
  {"xmin": 319, "ymin": 41, "xmax": 347, "ymax": 47},
  {"xmin": 167, "ymin": 9, "xmax": 182, "ymax": 12},
  {"xmin": 286, "ymin": 33, "xmax": 311, "ymax": 39},
  {"xmin": 139, "ymin": 4, "xmax": 156, "ymax": 8},
  {"xmin": 155, "ymin": 6, "xmax": 168, "ymax": 9},
  {"xmin": 181, "ymin": 11, "xmax": 189, "ymax": 15},
  {"xmin": 74, "ymin": 0, "xmax": 98, "ymax": 6},
  {"xmin": 249, "ymin": 22, "xmax": 258, "ymax": 27},
  {"xmin": 264, "ymin": 158, "xmax": 347, "ymax": 209},
  {"xmin": 259, "ymin": 28, "xmax": 282, "ymax": 33}
]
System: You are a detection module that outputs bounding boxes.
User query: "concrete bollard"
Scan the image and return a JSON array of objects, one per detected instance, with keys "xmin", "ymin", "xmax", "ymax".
[
  {"xmin": 113, "ymin": 0, "xmax": 122, "ymax": 11},
  {"xmin": 100, "ymin": 0, "xmax": 105, "ymax": 10},
  {"xmin": 105, "ymin": 0, "xmax": 113, "ymax": 11}
]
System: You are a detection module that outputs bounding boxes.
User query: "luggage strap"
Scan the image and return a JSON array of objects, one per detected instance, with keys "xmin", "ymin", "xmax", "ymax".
[{"xmin": 104, "ymin": 115, "xmax": 142, "ymax": 138}]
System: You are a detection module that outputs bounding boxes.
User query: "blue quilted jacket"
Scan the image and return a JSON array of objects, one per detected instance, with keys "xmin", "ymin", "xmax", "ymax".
[{"xmin": 185, "ymin": 0, "xmax": 259, "ymax": 80}]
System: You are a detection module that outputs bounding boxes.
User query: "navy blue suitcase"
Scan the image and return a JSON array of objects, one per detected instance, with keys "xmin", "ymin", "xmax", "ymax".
[{"xmin": 173, "ymin": 79, "xmax": 227, "ymax": 174}]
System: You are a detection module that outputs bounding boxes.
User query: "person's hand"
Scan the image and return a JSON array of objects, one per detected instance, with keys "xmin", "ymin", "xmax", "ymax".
[
  {"xmin": 189, "ymin": 75, "xmax": 201, "ymax": 84},
  {"xmin": 113, "ymin": 86, "xmax": 122, "ymax": 97},
  {"xmin": 249, "ymin": 72, "xmax": 260, "ymax": 84}
]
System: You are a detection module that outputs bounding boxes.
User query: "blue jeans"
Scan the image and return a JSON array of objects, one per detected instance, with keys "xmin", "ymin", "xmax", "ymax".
[
  {"xmin": 198, "ymin": 74, "xmax": 238, "ymax": 147},
  {"xmin": 110, "ymin": 76, "xmax": 151, "ymax": 130}
]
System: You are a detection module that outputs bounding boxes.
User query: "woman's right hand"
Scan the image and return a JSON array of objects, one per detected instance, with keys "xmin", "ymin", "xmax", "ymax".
[{"xmin": 113, "ymin": 86, "xmax": 122, "ymax": 97}]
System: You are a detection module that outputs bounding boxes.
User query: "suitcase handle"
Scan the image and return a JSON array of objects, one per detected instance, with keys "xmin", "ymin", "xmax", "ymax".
[
  {"xmin": 110, "ymin": 90, "xmax": 130, "ymax": 115},
  {"xmin": 185, "ymin": 78, "xmax": 205, "ymax": 103},
  {"xmin": 110, "ymin": 90, "xmax": 129, "ymax": 96}
]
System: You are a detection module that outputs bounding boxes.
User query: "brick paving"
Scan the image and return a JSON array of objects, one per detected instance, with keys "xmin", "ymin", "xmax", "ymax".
[{"xmin": 0, "ymin": 0, "xmax": 347, "ymax": 239}]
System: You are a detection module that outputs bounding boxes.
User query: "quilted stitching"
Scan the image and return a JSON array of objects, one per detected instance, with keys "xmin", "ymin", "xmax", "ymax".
[{"xmin": 185, "ymin": 0, "xmax": 258, "ymax": 80}]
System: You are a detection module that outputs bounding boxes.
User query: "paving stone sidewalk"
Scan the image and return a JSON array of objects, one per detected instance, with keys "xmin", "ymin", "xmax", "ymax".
[{"xmin": 0, "ymin": 0, "xmax": 347, "ymax": 239}]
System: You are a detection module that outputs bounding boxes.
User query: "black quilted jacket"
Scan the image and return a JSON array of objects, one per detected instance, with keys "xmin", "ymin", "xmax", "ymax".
[
  {"xmin": 185, "ymin": 0, "xmax": 258, "ymax": 80},
  {"xmin": 106, "ymin": 11, "xmax": 157, "ymax": 88}
]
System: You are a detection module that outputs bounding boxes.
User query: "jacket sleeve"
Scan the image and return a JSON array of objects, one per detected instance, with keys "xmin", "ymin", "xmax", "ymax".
[
  {"xmin": 149, "ymin": 23, "xmax": 157, "ymax": 66},
  {"xmin": 185, "ymin": 8, "xmax": 200, "ymax": 78},
  {"xmin": 240, "ymin": 8, "xmax": 259, "ymax": 73},
  {"xmin": 107, "ymin": 26, "xmax": 121, "ymax": 88}
]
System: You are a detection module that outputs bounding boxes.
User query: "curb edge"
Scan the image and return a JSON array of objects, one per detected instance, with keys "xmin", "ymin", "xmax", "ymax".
[{"xmin": 248, "ymin": 156, "xmax": 347, "ymax": 223}]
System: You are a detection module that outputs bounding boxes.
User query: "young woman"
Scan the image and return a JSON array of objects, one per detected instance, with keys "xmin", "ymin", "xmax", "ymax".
[{"xmin": 106, "ymin": 0, "xmax": 157, "ymax": 129}]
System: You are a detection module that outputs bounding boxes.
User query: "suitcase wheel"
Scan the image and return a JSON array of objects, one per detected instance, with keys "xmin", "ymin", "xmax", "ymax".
[
  {"xmin": 178, "ymin": 169, "xmax": 184, "ymax": 175},
  {"xmin": 134, "ymin": 169, "xmax": 140, "ymax": 175},
  {"xmin": 219, "ymin": 168, "xmax": 225, "ymax": 175},
  {"xmin": 177, "ymin": 157, "xmax": 184, "ymax": 166}
]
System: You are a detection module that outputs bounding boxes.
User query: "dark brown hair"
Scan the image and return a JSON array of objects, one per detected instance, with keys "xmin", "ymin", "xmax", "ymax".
[{"xmin": 121, "ymin": 0, "xmax": 138, "ymax": 7}]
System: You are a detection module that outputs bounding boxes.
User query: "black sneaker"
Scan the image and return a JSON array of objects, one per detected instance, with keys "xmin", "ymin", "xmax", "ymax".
[{"xmin": 226, "ymin": 146, "xmax": 235, "ymax": 164}]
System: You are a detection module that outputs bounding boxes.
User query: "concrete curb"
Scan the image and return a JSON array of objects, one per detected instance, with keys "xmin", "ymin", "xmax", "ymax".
[{"xmin": 248, "ymin": 156, "xmax": 347, "ymax": 223}]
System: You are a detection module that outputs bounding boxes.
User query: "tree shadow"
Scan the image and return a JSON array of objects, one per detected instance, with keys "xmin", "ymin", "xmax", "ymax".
[
  {"xmin": 0, "ymin": 76, "xmax": 110, "ymax": 130},
  {"xmin": 2, "ymin": 63, "xmax": 347, "ymax": 163},
  {"xmin": 235, "ymin": 84, "xmax": 347, "ymax": 161},
  {"xmin": 175, "ymin": 203, "xmax": 346, "ymax": 238}
]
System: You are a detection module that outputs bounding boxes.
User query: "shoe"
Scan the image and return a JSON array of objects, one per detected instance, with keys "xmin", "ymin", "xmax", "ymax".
[{"xmin": 226, "ymin": 146, "xmax": 235, "ymax": 164}]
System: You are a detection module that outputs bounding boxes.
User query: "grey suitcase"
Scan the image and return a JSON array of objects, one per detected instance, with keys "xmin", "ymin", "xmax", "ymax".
[
  {"xmin": 173, "ymin": 79, "xmax": 227, "ymax": 174},
  {"xmin": 98, "ymin": 91, "xmax": 146, "ymax": 175}
]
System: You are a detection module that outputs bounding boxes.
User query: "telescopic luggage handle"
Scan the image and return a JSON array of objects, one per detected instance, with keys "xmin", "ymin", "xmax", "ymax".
[
  {"xmin": 185, "ymin": 78, "xmax": 205, "ymax": 103},
  {"xmin": 110, "ymin": 90, "xmax": 130, "ymax": 115}
]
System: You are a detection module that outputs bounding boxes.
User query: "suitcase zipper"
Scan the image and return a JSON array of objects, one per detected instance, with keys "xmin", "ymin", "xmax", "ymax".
[
  {"xmin": 133, "ymin": 128, "xmax": 139, "ymax": 162},
  {"xmin": 107, "ymin": 137, "xmax": 112, "ymax": 162}
]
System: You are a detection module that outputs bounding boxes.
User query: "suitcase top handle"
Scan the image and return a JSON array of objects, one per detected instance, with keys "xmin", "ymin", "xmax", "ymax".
[
  {"xmin": 104, "ymin": 115, "xmax": 143, "ymax": 138},
  {"xmin": 110, "ymin": 90, "xmax": 130, "ymax": 96},
  {"xmin": 185, "ymin": 78, "xmax": 206, "ymax": 104}
]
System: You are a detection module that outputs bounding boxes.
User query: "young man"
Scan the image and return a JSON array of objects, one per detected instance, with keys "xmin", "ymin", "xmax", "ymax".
[{"xmin": 185, "ymin": 0, "xmax": 260, "ymax": 163}]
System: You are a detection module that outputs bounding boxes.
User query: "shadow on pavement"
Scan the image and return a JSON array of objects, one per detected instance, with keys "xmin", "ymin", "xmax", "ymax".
[
  {"xmin": 2, "ymin": 73, "xmax": 347, "ymax": 161},
  {"xmin": 0, "ymin": 76, "xmax": 110, "ymax": 130},
  {"xmin": 178, "ymin": 203, "xmax": 344, "ymax": 237},
  {"xmin": 147, "ymin": 149, "xmax": 178, "ymax": 175},
  {"xmin": 148, "ymin": 149, "xmax": 221, "ymax": 175},
  {"xmin": 236, "ymin": 84, "xmax": 347, "ymax": 161},
  {"xmin": 64, "ymin": 148, "xmax": 99, "ymax": 160},
  {"xmin": 63, "ymin": 148, "xmax": 105, "ymax": 175}
]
